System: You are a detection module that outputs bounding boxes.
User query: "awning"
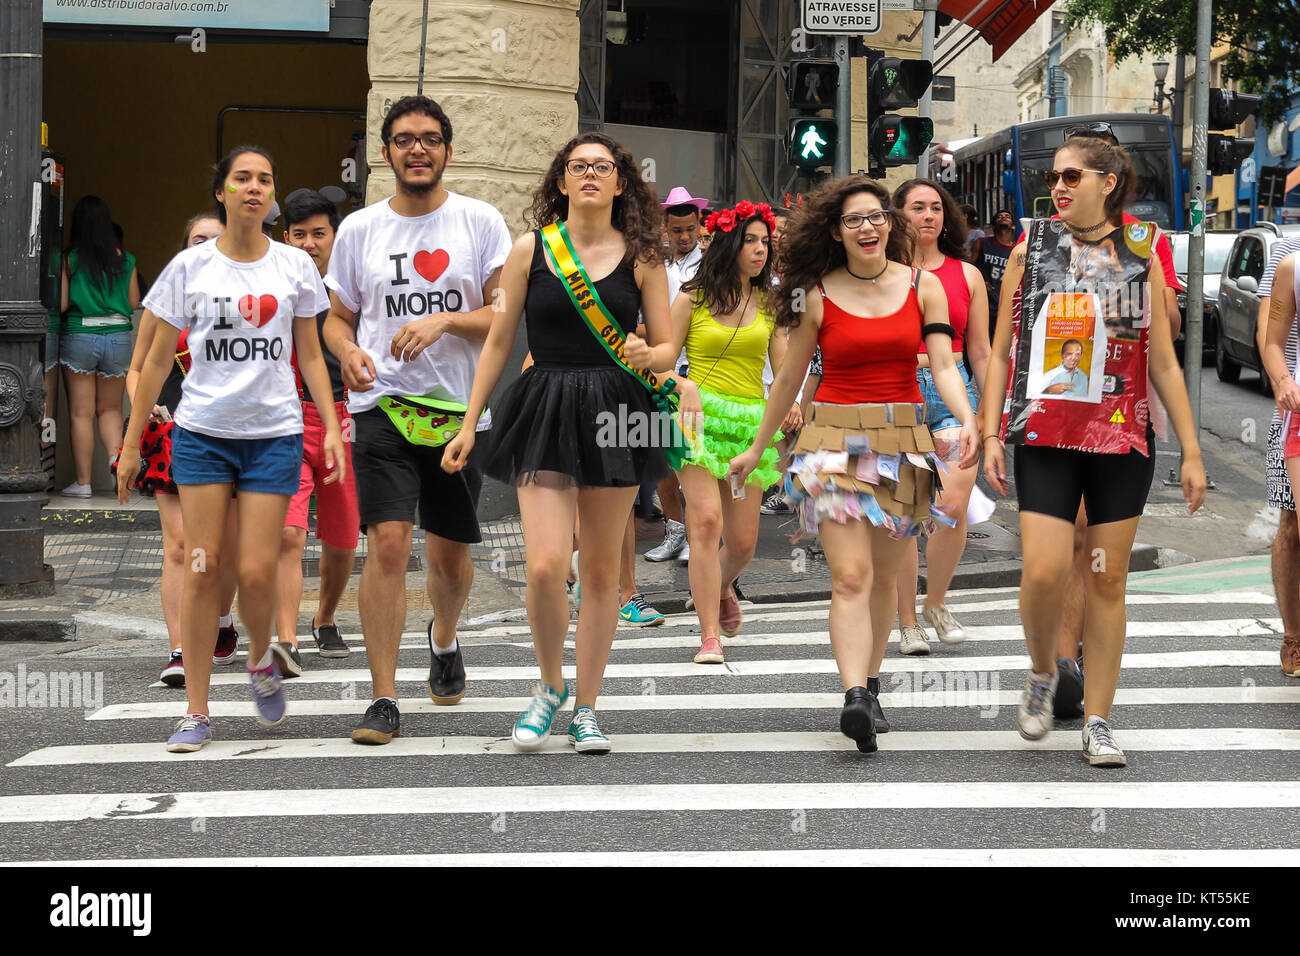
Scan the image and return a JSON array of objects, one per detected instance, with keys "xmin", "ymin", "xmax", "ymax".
[
  {"xmin": 1287, "ymin": 165, "xmax": 1300, "ymax": 197},
  {"xmin": 938, "ymin": 0, "xmax": 1058, "ymax": 62}
]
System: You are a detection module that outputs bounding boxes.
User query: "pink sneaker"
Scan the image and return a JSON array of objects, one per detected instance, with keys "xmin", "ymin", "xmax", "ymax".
[
  {"xmin": 719, "ymin": 590, "xmax": 743, "ymax": 637},
  {"xmin": 694, "ymin": 636, "xmax": 724, "ymax": 664},
  {"xmin": 213, "ymin": 626, "xmax": 239, "ymax": 665}
]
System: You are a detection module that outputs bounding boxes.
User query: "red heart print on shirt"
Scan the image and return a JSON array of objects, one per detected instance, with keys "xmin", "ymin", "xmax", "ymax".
[
  {"xmin": 413, "ymin": 249, "xmax": 450, "ymax": 282},
  {"xmin": 238, "ymin": 294, "xmax": 279, "ymax": 328}
]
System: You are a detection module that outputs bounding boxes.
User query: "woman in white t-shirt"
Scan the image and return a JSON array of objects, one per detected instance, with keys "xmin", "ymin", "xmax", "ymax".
[{"xmin": 116, "ymin": 146, "xmax": 344, "ymax": 754}]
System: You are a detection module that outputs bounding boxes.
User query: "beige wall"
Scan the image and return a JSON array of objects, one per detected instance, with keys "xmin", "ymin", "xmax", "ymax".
[{"xmin": 365, "ymin": 0, "xmax": 581, "ymax": 233}]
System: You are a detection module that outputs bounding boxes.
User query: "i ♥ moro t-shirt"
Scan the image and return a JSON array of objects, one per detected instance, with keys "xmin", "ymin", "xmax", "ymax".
[
  {"xmin": 324, "ymin": 192, "xmax": 511, "ymax": 425},
  {"xmin": 143, "ymin": 238, "xmax": 330, "ymax": 439}
]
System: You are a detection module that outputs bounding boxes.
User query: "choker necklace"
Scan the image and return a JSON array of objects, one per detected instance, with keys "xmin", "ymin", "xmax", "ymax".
[
  {"xmin": 846, "ymin": 260, "xmax": 890, "ymax": 283},
  {"xmin": 1065, "ymin": 217, "xmax": 1111, "ymax": 235}
]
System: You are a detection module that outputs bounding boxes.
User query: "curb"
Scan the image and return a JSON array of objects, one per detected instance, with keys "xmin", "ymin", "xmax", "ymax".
[
  {"xmin": 0, "ymin": 612, "xmax": 76, "ymax": 643},
  {"xmin": 42, "ymin": 509, "xmax": 162, "ymax": 534}
]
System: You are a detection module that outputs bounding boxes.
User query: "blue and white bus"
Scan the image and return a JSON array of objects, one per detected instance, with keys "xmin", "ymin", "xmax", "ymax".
[{"xmin": 948, "ymin": 113, "xmax": 1185, "ymax": 232}]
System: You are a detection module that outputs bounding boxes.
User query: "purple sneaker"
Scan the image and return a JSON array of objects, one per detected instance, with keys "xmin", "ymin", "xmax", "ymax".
[
  {"xmin": 166, "ymin": 714, "xmax": 212, "ymax": 753},
  {"xmin": 248, "ymin": 661, "xmax": 287, "ymax": 727}
]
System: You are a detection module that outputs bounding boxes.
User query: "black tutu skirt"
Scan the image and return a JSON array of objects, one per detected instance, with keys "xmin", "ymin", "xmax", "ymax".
[{"xmin": 483, "ymin": 364, "xmax": 670, "ymax": 488}]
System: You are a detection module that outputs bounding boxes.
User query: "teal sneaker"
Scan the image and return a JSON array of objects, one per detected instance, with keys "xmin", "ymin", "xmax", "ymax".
[
  {"xmin": 619, "ymin": 592, "xmax": 665, "ymax": 627},
  {"xmin": 566, "ymin": 705, "xmax": 612, "ymax": 754},
  {"xmin": 512, "ymin": 681, "xmax": 569, "ymax": 752}
]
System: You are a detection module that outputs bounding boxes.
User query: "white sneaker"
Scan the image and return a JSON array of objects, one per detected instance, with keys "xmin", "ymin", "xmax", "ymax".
[
  {"xmin": 923, "ymin": 604, "xmax": 967, "ymax": 645},
  {"xmin": 61, "ymin": 481, "xmax": 92, "ymax": 498},
  {"xmin": 645, "ymin": 520, "xmax": 686, "ymax": 562},
  {"xmin": 1082, "ymin": 715, "xmax": 1127, "ymax": 767},
  {"xmin": 1016, "ymin": 670, "xmax": 1058, "ymax": 740},
  {"xmin": 898, "ymin": 624, "xmax": 930, "ymax": 656},
  {"xmin": 677, "ymin": 539, "xmax": 690, "ymax": 563}
]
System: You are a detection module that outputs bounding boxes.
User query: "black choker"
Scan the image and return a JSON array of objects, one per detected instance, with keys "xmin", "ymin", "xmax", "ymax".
[
  {"xmin": 846, "ymin": 261, "xmax": 889, "ymax": 283},
  {"xmin": 1065, "ymin": 217, "xmax": 1111, "ymax": 235}
]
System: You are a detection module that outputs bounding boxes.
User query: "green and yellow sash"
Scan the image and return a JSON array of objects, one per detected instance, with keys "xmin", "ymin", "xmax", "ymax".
[{"xmin": 538, "ymin": 221, "xmax": 692, "ymax": 470}]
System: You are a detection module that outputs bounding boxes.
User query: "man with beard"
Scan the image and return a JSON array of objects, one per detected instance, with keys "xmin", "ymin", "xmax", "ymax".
[{"xmin": 323, "ymin": 96, "xmax": 512, "ymax": 744}]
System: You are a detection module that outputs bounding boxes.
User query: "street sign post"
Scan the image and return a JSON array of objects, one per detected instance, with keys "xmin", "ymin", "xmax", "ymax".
[{"xmin": 802, "ymin": 0, "xmax": 881, "ymax": 35}]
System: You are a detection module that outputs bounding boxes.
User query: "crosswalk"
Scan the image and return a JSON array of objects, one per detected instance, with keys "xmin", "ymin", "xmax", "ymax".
[{"xmin": 2, "ymin": 584, "xmax": 1298, "ymax": 864}]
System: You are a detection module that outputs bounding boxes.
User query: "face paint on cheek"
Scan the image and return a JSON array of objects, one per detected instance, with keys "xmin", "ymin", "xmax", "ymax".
[{"xmin": 226, "ymin": 183, "xmax": 238, "ymax": 193}]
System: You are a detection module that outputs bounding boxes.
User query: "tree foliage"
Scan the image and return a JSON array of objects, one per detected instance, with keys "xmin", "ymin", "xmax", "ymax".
[{"xmin": 1063, "ymin": 0, "xmax": 1299, "ymax": 123}]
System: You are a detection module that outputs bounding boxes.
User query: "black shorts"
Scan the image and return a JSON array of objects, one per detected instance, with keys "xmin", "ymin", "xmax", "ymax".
[
  {"xmin": 1012, "ymin": 432, "xmax": 1156, "ymax": 526},
  {"xmin": 352, "ymin": 406, "xmax": 483, "ymax": 543}
]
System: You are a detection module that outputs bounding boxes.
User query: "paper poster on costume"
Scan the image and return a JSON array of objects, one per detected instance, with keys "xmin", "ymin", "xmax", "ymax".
[{"xmin": 1026, "ymin": 292, "xmax": 1105, "ymax": 403}]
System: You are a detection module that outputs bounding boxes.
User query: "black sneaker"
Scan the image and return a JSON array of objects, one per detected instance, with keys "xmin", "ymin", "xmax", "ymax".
[
  {"xmin": 427, "ymin": 621, "xmax": 466, "ymax": 705},
  {"xmin": 351, "ymin": 699, "xmax": 401, "ymax": 745},
  {"xmin": 269, "ymin": 642, "xmax": 303, "ymax": 679},
  {"xmin": 312, "ymin": 620, "xmax": 351, "ymax": 659},
  {"xmin": 870, "ymin": 691, "xmax": 891, "ymax": 733},
  {"xmin": 1054, "ymin": 657, "xmax": 1085, "ymax": 719},
  {"xmin": 841, "ymin": 687, "xmax": 878, "ymax": 753},
  {"xmin": 759, "ymin": 490, "xmax": 791, "ymax": 515}
]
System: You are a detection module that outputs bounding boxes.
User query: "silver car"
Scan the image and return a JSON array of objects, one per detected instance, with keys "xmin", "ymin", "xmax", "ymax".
[
  {"xmin": 1170, "ymin": 230, "xmax": 1236, "ymax": 364},
  {"xmin": 1215, "ymin": 222, "xmax": 1300, "ymax": 390}
]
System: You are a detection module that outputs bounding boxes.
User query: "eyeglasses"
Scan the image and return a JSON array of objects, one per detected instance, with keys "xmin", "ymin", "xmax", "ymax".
[
  {"xmin": 839, "ymin": 211, "xmax": 890, "ymax": 229},
  {"xmin": 1064, "ymin": 122, "xmax": 1119, "ymax": 146},
  {"xmin": 389, "ymin": 133, "xmax": 445, "ymax": 151},
  {"xmin": 1045, "ymin": 167, "xmax": 1106, "ymax": 189},
  {"xmin": 565, "ymin": 159, "xmax": 617, "ymax": 179}
]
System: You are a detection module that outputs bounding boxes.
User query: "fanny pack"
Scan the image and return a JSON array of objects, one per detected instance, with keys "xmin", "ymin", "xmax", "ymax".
[{"xmin": 378, "ymin": 395, "xmax": 468, "ymax": 447}]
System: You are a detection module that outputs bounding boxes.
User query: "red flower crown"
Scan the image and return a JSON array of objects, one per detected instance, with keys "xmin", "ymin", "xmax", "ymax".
[{"xmin": 704, "ymin": 200, "xmax": 777, "ymax": 236}]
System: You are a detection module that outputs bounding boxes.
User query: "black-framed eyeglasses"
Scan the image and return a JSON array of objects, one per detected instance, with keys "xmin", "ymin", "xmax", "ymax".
[
  {"xmin": 840, "ymin": 210, "xmax": 890, "ymax": 229},
  {"xmin": 1063, "ymin": 122, "xmax": 1119, "ymax": 146},
  {"xmin": 390, "ymin": 133, "xmax": 445, "ymax": 151},
  {"xmin": 565, "ymin": 159, "xmax": 617, "ymax": 179}
]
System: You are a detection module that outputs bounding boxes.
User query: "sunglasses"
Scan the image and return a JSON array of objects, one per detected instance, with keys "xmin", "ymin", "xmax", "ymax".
[
  {"xmin": 1064, "ymin": 122, "xmax": 1119, "ymax": 146},
  {"xmin": 1045, "ymin": 167, "xmax": 1105, "ymax": 189}
]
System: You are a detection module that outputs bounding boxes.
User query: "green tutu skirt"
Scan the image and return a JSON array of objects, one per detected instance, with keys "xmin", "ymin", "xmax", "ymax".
[{"xmin": 681, "ymin": 386, "xmax": 782, "ymax": 489}]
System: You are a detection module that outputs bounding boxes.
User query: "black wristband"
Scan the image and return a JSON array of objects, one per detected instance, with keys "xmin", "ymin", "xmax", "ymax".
[{"xmin": 921, "ymin": 322, "xmax": 956, "ymax": 338}]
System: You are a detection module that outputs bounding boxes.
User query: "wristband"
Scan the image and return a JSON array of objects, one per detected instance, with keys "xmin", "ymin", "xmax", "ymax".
[{"xmin": 983, "ymin": 434, "xmax": 1002, "ymax": 445}]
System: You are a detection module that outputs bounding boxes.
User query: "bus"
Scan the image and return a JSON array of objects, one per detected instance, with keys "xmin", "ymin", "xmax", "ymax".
[{"xmin": 948, "ymin": 113, "xmax": 1185, "ymax": 233}]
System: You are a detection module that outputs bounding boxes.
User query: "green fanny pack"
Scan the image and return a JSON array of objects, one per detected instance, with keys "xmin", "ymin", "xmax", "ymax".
[{"xmin": 378, "ymin": 395, "xmax": 468, "ymax": 447}]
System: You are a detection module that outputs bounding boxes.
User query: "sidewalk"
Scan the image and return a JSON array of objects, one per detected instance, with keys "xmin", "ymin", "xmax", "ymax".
[{"xmin": 2, "ymin": 427, "xmax": 1274, "ymax": 644}]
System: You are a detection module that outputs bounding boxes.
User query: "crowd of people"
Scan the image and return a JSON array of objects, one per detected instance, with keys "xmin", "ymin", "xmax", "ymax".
[{"xmin": 99, "ymin": 93, "xmax": 1296, "ymax": 766}]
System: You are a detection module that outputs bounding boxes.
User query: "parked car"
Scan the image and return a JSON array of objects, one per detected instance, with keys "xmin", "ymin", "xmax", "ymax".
[
  {"xmin": 1215, "ymin": 222, "xmax": 1300, "ymax": 391},
  {"xmin": 1169, "ymin": 230, "xmax": 1236, "ymax": 364}
]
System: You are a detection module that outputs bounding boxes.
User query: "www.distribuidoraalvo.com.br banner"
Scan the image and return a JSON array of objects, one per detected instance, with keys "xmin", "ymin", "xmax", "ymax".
[{"xmin": 43, "ymin": 0, "xmax": 330, "ymax": 32}]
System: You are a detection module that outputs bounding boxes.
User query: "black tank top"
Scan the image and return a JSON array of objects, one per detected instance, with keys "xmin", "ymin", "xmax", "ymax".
[{"xmin": 524, "ymin": 229, "xmax": 641, "ymax": 367}]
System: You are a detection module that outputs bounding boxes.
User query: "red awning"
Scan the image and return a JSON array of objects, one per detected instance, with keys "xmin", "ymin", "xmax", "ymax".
[{"xmin": 938, "ymin": 0, "xmax": 1059, "ymax": 62}]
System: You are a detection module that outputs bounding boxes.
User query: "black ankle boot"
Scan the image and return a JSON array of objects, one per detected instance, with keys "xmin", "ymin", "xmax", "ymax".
[{"xmin": 841, "ymin": 686, "xmax": 878, "ymax": 753}]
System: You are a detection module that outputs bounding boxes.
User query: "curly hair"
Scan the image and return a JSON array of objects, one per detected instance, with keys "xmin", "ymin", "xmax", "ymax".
[
  {"xmin": 893, "ymin": 178, "xmax": 969, "ymax": 261},
  {"xmin": 1058, "ymin": 137, "xmax": 1137, "ymax": 225},
  {"xmin": 681, "ymin": 212, "xmax": 772, "ymax": 317},
  {"xmin": 772, "ymin": 175, "xmax": 911, "ymax": 329},
  {"xmin": 526, "ymin": 132, "xmax": 662, "ymax": 264}
]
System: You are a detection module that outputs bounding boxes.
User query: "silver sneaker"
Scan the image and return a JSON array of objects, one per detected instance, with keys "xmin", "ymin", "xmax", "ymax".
[
  {"xmin": 678, "ymin": 539, "xmax": 690, "ymax": 563},
  {"xmin": 645, "ymin": 519, "xmax": 686, "ymax": 562},
  {"xmin": 1082, "ymin": 715, "xmax": 1127, "ymax": 767},
  {"xmin": 923, "ymin": 604, "xmax": 967, "ymax": 645},
  {"xmin": 1016, "ymin": 670, "xmax": 1058, "ymax": 740},
  {"xmin": 898, "ymin": 624, "xmax": 930, "ymax": 656}
]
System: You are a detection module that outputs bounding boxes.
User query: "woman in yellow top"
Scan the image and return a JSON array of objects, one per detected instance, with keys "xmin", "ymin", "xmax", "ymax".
[{"xmin": 660, "ymin": 201, "xmax": 800, "ymax": 664}]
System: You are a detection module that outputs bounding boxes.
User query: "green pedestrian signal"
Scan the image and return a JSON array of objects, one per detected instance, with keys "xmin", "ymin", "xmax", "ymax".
[
  {"xmin": 869, "ymin": 116, "xmax": 934, "ymax": 167},
  {"xmin": 787, "ymin": 117, "xmax": 837, "ymax": 169}
]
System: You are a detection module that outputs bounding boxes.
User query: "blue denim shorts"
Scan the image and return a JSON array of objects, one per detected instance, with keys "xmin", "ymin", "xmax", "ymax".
[
  {"xmin": 59, "ymin": 329, "xmax": 132, "ymax": 378},
  {"xmin": 171, "ymin": 425, "xmax": 304, "ymax": 495},
  {"xmin": 44, "ymin": 332, "xmax": 60, "ymax": 372},
  {"xmin": 918, "ymin": 363, "xmax": 979, "ymax": 433}
]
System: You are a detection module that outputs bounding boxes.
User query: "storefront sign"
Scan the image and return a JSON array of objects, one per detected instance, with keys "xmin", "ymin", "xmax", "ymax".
[
  {"xmin": 44, "ymin": 0, "xmax": 330, "ymax": 32},
  {"xmin": 802, "ymin": 0, "xmax": 881, "ymax": 35}
]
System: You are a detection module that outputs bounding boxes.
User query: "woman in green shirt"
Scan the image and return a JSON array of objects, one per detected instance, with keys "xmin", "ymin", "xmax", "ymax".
[{"xmin": 59, "ymin": 195, "xmax": 140, "ymax": 497}]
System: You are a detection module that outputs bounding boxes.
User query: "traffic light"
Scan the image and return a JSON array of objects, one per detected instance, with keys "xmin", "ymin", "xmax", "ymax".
[
  {"xmin": 786, "ymin": 59, "xmax": 839, "ymax": 169},
  {"xmin": 1207, "ymin": 89, "xmax": 1261, "ymax": 131},
  {"xmin": 1207, "ymin": 133, "xmax": 1255, "ymax": 176},
  {"xmin": 866, "ymin": 50, "xmax": 934, "ymax": 170}
]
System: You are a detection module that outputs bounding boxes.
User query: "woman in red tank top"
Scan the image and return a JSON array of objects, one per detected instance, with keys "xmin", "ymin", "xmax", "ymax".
[
  {"xmin": 891, "ymin": 179, "xmax": 992, "ymax": 657},
  {"xmin": 731, "ymin": 176, "xmax": 979, "ymax": 754}
]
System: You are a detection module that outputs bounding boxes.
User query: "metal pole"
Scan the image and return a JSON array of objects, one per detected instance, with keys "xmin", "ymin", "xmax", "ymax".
[
  {"xmin": 1173, "ymin": 53, "xmax": 1187, "ymax": 170},
  {"xmin": 1184, "ymin": 0, "xmax": 1212, "ymax": 437},
  {"xmin": 916, "ymin": 7, "xmax": 936, "ymax": 178},
  {"xmin": 834, "ymin": 35, "xmax": 851, "ymax": 178},
  {"xmin": 417, "ymin": 0, "xmax": 429, "ymax": 95},
  {"xmin": 0, "ymin": 0, "xmax": 54, "ymax": 596}
]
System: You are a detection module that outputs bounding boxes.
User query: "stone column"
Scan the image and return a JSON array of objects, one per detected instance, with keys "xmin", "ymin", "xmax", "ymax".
[{"xmin": 365, "ymin": 0, "xmax": 581, "ymax": 230}]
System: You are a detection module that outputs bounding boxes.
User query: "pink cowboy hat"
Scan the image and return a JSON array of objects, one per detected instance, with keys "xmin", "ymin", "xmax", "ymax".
[{"xmin": 661, "ymin": 186, "xmax": 709, "ymax": 210}]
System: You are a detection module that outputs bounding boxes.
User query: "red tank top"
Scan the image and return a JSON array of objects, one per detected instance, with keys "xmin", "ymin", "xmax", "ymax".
[
  {"xmin": 917, "ymin": 256, "xmax": 968, "ymax": 354},
  {"xmin": 816, "ymin": 273, "xmax": 924, "ymax": 404}
]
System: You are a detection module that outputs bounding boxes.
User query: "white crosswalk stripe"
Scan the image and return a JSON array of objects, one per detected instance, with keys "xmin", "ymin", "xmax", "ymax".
[{"xmin": 2, "ymin": 586, "xmax": 1295, "ymax": 863}]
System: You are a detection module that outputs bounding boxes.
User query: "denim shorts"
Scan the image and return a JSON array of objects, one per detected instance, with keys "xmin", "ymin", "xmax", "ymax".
[
  {"xmin": 918, "ymin": 363, "xmax": 979, "ymax": 433},
  {"xmin": 171, "ymin": 425, "xmax": 304, "ymax": 496},
  {"xmin": 59, "ymin": 329, "xmax": 132, "ymax": 378},
  {"xmin": 44, "ymin": 332, "xmax": 60, "ymax": 372}
]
